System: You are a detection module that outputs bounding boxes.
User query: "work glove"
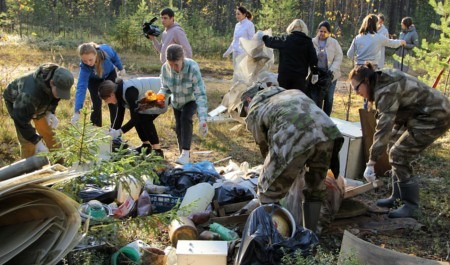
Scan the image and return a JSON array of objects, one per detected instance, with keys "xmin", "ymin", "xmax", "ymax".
[
  {"xmin": 199, "ymin": 120, "xmax": 208, "ymax": 137},
  {"xmin": 311, "ymin": 74, "xmax": 319, "ymax": 85},
  {"xmin": 363, "ymin": 164, "xmax": 376, "ymax": 183},
  {"xmin": 45, "ymin": 111, "xmax": 59, "ymax": 129},
  {"xmin": 118, "ymin": 68, "xmax": 126, "ymax": 76},
  {"xmin": 35, "ymin": 139, "xmax": 49, "ymax": 154},
  {"xmin": 108, "ymin": 128, "xmax": 122, "ymax": 139},
  {"xmin": 71, "ymin": 113, "xmax": 80, "ymax": 124}
]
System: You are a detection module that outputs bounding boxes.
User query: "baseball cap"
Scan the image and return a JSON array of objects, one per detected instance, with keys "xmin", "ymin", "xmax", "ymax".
[{"xmin": 53, "ymin": 67, "xmax": 74, "ymax": 99}]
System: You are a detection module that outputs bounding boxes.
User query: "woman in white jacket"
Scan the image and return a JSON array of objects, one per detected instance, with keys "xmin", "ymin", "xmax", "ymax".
[
  {"xmin": 223, "ymin": 6, "xmax": 255, "ymax": 81},
  {"xmin": 312, "ymin": 21, "xmax": 343, "ymax": 116}
]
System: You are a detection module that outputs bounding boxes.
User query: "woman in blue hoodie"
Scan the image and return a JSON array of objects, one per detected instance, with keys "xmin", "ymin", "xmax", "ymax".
[{"xmin": 71, "ymin": 42, "xmax": 125, "ymax": 128}]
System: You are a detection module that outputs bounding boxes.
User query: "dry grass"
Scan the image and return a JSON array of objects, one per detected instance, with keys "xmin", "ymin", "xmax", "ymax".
[{"xmin": 1, "ymin": 40, "xmax": 449, "ymax": 263}]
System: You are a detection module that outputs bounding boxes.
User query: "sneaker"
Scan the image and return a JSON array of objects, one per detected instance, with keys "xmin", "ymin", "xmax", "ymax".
[
  {"xmin": 134, "ymin": 144, "xmax": 152, "ymax": 155},
  {"xmin": 175, "ymin": 151, "xmax": 190, "ymax": 165}
]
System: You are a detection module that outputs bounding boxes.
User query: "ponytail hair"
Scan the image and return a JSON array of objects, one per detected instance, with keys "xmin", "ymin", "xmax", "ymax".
[
  {"xmin": 237, "ymin": 6, "xmax": 252, "ymax": 20},
  {"xmin": 78, "ymin": 42, "xmax": 106, "ymax": 77}
]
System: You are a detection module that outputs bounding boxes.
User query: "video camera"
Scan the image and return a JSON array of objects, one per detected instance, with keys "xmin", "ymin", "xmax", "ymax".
[{"xmin": 142, "ymin": 17, "xmax": 161, "ymax": 38}]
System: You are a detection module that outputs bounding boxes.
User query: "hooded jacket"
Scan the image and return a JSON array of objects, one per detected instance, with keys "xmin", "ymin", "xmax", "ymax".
[
  {"xmin": 152, "ymin": 22, "xmax": 193, "ymax": 64},
  {"xmin": 3, "ymin": 64, "xmax": 61, "ymax": 144}
]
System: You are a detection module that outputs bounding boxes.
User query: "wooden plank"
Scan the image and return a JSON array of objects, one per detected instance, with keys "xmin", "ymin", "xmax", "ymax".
[
  {"xmin": 222, "ymin": 201, "xmax": 251, "ymax": 214},
  {"xmin": 344, "ymin": 179, "xmax": 383, "ymax": 199},
  {"xmin": 338, "ymin": 230, "xmax": 449, "ymax": 265},
  {"xmin": 359, "ymin": 109, "xmax": 391, "ymax": 176}
]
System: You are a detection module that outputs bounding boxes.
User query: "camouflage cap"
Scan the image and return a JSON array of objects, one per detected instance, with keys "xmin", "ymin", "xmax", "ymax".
[{"xmin": 53, "ymin": 67, "xmax": 74, "ymax": 99}]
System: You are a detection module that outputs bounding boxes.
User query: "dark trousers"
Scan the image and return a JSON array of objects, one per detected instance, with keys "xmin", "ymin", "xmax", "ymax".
[
  {"xmin": 135, "ymin": 114, "xmax": 160, "ymax": 145},
  {"xmin": 278, "ymin": 73, "xmax": 307, "ymax": 93},
  {"xmin": 173, "ymin": 101, "xmax": 197, "ymax": 152},
  {"xmin": 88, "ymin": 71, "xmax": 119, "ymax": 128}
]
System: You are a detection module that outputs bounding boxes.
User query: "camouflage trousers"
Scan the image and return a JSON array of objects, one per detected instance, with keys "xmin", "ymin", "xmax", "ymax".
[
  {"xmin": 257, "ymin": 139, "xmax": 335, "ymax": 204},
  {"xmin": 389, "ymin": 124, "xmax": 449, "ymax": 182}
]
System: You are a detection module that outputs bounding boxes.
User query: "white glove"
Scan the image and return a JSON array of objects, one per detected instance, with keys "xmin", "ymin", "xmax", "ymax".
[
  {"xmin": 118, "ymin": 68, "xmax": 126, "ymax": 76},
  {"xmin": 45, "ymin": 111, "xmax": 59, "ymax": 129},
  {"xmin": 199, "ymin": 120, "xmax": 208, "ymax": 137},
  {"xmin": 311, "ymin": 74, "xmax": 319, "ymax": 85},
  {"xmin": 108, "ymin": 128, "xmax": 122, "ymax": 139},
  {"xmin": 363, "ymin": 164, "xmax": 376, "ymax": 183},
  {"xmin": 71, "ymin": 113, "xmax": 80, "ymax": 124},
  {"xmin": 35, "ymin": 139, "xmax": 49, "ymax": 154},
  {"xmin": 255, "ymin": 31, "xmax": 265, "ymax": 41}
]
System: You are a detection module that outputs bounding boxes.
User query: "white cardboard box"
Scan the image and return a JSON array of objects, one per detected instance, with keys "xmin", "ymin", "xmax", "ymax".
[
  {"xmin": 176, "ymin": 240, "xmax": 227, "ymax": 265},
  {"xmin": 331, "ymin": 118, "xmax": 365, "ymax": 179}
]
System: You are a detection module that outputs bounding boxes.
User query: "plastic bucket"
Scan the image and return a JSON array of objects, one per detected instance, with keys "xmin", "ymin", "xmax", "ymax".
[{"xmin": 262, "ymin": 204, "xmax": 296, "ymax": 238}]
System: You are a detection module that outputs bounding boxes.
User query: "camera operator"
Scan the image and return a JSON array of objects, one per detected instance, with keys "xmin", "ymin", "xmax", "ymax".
[{"xmin": 147, "ymin": 8, "xmax": 192, "ymax": 64}]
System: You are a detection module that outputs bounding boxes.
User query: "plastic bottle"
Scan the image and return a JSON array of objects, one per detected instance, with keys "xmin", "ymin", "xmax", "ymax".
[{"xmin": 209, "ymin": 222, "xmax": 239, "ymax": 241}]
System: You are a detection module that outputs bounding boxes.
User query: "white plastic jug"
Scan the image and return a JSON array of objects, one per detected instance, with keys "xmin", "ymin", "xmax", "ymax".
[
  {"xmin": 177, "ymin": 183, "xmax": 214, "ymax": 217},
  {"xmin": 117, "ymin": 175, "xmax": 142, "ymax": 204}
]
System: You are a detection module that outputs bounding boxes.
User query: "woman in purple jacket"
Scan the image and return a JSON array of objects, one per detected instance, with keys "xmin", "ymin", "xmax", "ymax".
[{"xmin": 71, "ymin": 42, "xmax": 125, "ymax": 129}]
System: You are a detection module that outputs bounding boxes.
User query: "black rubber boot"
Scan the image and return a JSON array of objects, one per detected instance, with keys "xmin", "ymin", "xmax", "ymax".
[
  {"xmin": 302, "ymin": 201, "xmax": 322, "ymax": 234},
  {"xmin": 388, "ymin": 177, "xmax": 420, "ymax": 218},
  {"xmin": 376, "ymin": 175, "xmax": 400, "ymax": 208}
]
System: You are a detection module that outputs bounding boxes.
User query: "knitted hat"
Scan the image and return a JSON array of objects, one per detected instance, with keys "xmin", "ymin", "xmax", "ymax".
[
  {"xmin": 52, "ymin": 67, "xmax": 74, "ymax": 99},
  {"xmin": 318, "ymin": 21, "xmax": 331, "ymax": 33}
]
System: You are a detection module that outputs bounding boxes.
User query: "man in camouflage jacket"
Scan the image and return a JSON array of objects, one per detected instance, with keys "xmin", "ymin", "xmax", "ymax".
[
  {"xmin": 3, "ymin": 63, "xmax": 74, "ymax": 158},
  {"xmin": 242, "ymin": 84, "xmax": 343, "ymax": 232}
]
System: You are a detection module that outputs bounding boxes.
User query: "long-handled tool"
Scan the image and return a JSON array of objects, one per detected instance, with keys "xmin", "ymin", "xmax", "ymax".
[{"xmin": 400, "ymin": 46, "xmax": 405, "ymax": 72}]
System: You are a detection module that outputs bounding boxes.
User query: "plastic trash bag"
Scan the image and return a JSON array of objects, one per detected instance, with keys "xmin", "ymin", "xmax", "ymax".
[
  {"xmin": 235, "ymin": 204, "xmax": 318, "ymax": 265},
  {"xmin": 214, "ymin": 181, "xmax": 255, "ymax": 206},
  {"xmin": 137, "ymin": 190, "xmax": 152, "ymax": 216}
]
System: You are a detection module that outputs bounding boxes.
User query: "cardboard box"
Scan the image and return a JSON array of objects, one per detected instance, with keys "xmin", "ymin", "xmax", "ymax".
[{"xmin": 176, "ymin": 240, "xmax": 227, "ymax": 265}]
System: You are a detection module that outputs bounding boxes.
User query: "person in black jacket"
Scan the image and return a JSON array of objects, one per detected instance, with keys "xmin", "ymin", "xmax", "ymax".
[
  {"xmin": 98, "ymin": 78, "xmax": 169, "ymax": 157},
  {"xmin": 260, "ymin": 19, "xmax": 319, "ymax": 93}
]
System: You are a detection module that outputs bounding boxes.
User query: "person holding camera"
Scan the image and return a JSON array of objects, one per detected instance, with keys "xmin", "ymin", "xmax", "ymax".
[
  {"xmin": 71, "ymin": 42, "xmax": 125, "ymax": 129},
  {"xmin": 147, "ymin": 8, "xmax": 192, "ymax": 64},
  {"xmin": 158, "ymin": 44, "xmax": 208, "ymax": 165},
  {"xmin": 3, "ymin": 63, "xmax": 74, "ymax": 158},
  {"xmin": 98, "ymin": 78, "xmax": 168, "ymax": 157}
]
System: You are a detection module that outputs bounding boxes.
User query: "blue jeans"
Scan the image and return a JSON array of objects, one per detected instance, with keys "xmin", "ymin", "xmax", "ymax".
[{"xmin": 323, "ymin": 80, "xmax": 337, "ymax": 116}]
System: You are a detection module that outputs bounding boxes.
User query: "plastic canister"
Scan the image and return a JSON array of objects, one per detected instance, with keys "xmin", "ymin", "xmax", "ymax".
[
  {"xmin": 177, "ymin": 182, "xmax": 214, "ymax": 217},
  {"xmin": 209, "ymin": 222, "xmax": 239, "ymax": 241},
  {"xmin": 117, "ymin": 175, "xmax": 142, "ymax": 204},
  {"xmin": 111, "ymin": 240, "xmax": 150, "ymax": 265}
]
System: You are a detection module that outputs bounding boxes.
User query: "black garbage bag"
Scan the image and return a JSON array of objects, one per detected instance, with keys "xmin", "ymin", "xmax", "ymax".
[
  {"xmin": 214, "ymin": 181, "xmax": 255, "ymax": 206},
  {"xmin": 306, "ymin": 67, "xmax": 333, "ymax": 108},
  {"xmin": 235, "ymin": 205, "xmax": 319, "ymax": 265},
  {"xmin": 78, "ymin": 183, "xmax": 117, "ymax": 204}
]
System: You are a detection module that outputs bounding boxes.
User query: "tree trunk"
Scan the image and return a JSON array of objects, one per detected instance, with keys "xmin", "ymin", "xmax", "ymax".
[{"xmin": 0, "ymin": 0, "xmax": 6, "ymax": 13}]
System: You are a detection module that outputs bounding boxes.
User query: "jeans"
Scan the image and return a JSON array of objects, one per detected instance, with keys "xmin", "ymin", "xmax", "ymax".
[
  {"xmin": 135, "ymin": 114, "xmax": 160, "ymax": 145},
  {"xmin": 173, "ymin": 101, "xmax": 197, "ymax": 152},
  {"xmin": 323, "ymin": 80, "xmax": 337, "ymax": 116}
]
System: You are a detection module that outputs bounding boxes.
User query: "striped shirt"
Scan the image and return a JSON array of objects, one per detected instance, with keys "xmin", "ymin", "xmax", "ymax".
[{"xmin": 159, "ymin": 58, "xmax": 208, "ymax": 120}]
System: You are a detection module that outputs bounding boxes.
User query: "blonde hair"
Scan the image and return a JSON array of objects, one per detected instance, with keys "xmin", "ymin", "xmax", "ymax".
[
  {"xmin": 286, "ymin": 19, "xmax": 309, "ymax": 35},
  {"xmin": 77, "ymin": 42, "xmax": 106, "ymax": 77}
]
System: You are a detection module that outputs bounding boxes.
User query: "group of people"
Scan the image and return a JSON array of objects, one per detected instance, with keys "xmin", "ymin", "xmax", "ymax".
[{"xmin": 4, "ymin": 6, "xmax": 449, "ymax": 235}]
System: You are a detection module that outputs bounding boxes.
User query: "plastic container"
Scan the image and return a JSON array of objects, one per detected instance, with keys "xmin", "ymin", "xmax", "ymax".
[
  {"xmin": 150, "ymin": 194, "xmax": 182, "ymax": 213},
  {"xmin": 177, "ymin": 183, "xmax": 214, "ymax": 217},
  {"xmin": 209, "ymin": 222, "xmax": 239, "ymax": 241},
  {"xmin": 117, "ymin": 175, "xmax": 142, "ymax": 204}
]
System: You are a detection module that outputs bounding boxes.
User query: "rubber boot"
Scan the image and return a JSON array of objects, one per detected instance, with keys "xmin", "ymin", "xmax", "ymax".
[
  {"xmin": 388, "ymin": 177, "xmax": 420, "ymax": 218},
  {"xmin": 376, "ymin": 175, "xmax": 400, "ymax": 208},
  {"xmin": 302, "ymin": 201, "xmax": 322, "ymax": 233}
]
